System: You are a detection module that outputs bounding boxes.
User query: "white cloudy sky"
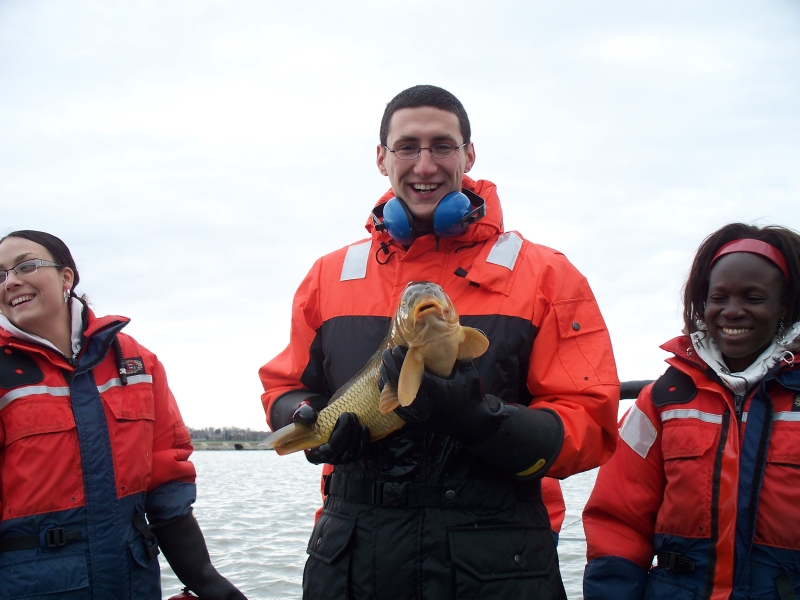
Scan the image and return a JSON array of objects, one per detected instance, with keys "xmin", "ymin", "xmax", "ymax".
[{"xmin": 2, "ymin": 0, "xmax": 799, "ymax": 429}]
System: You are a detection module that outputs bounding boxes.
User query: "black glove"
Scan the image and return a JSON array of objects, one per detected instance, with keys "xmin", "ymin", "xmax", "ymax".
[
  {"xmin": 303, "ymin": 412, "xmax": 370, "ymax": 465},
  {"xmin": 380, "ymin": 346, "xmax": 564, "ymax": 479},
  {"xmin": 380, "ymin": 346, "xmax": 502, "ymax": 445},
  {"xmin": 154, "ymin": 512, "xmax": 247, "ymax": 600},
  {"xmin": 270, "ymin": 391, "xmax": 369, "ymax": 465}
]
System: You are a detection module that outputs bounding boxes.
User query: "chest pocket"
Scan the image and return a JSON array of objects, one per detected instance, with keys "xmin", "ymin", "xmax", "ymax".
[
  {"xmin": 1, "ymin": 396, "xmax": 85, "ymax": 518},
  {"xmin": 100, "ymin": 380, "xmax": 155, "ymax": 498},
  {"xmin": 755, "ymin": 420, "xmax": 800, "ymax": 550},
  {"xmin": 657, "ymin": 421, "xmax": 719, "ymax": 538}
]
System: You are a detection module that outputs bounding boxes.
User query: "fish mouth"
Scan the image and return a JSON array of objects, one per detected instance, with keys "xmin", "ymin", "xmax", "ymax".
[{"xmin": 416, "ymin": 302, "xmax": 440, "ymax": 315}]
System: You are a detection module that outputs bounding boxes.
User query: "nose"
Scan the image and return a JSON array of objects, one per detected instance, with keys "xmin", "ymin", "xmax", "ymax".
[
  {"xmin": 720, "ymin": 299, "xmax": 745, "ymax": 318},
  {"xmin": 3, "ymin": 271, "xmax": 23, "ymax": 287},
  {"xmin": 413, "ymin": 150, "xmax": 438, "ymax": 177}
]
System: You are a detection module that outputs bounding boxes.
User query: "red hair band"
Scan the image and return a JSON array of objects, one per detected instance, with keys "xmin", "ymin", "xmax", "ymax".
[{"xmin": 711, "ymin": 238, "xmax": 790, "ymax": 281}]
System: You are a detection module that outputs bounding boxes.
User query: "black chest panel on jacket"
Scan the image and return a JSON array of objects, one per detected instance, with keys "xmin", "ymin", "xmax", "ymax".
[
  {"xmin": 0, "ymin": 345, "xmax": 45, "ymax": 389},
  {"xmin": 310, "ymin": 313, "xmax": 537, "ymax": 483},
  {"xmin": 652, "ymin": 366, "xmax": 698, "ymax": 407}
]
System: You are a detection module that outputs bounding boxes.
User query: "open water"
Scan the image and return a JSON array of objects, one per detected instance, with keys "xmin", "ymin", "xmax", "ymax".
[{"xmin": 158, "ymin": 451, "xmax": 597, "ymax": 600}]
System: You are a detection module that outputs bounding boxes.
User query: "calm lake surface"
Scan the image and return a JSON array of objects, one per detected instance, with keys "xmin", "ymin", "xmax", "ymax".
[{"xmin": 159, "ymin": 451, "xmax": 597, "ymax": 600}]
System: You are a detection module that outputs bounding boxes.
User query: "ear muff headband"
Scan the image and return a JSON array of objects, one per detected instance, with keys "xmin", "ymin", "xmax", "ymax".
[{"xmin": 371, "ymin": 191, "xmax": 486, "ymax": 246}]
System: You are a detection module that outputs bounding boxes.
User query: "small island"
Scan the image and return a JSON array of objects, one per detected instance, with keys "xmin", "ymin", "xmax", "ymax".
[{"xmin": 189, "ymin": 426, "xmax": 273, "ymax": 451}]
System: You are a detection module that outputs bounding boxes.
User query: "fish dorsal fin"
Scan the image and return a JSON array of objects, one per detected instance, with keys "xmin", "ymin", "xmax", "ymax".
[
  {"xmin": 398, "ymin": 348, "xmax": 424, "ymax": 407},
  {"xmin": 456, "ymin": 327, "xmax": 490, "ymax": 360},
  {"xmin": 379, "ymin": 381, "xmax": 400, "ymax": 414}
]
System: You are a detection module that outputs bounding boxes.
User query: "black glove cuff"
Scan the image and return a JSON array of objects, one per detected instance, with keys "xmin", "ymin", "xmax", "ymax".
[
  {"xmin": 269, "ymin": 391, "xmax": 329, "ymax": 430},
  {"xmin": 468, "ymin": 406, "xmax": 564, "ymax": 479}
]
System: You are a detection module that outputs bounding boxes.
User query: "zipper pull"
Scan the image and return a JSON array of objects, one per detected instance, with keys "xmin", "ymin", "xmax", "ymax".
[{"xmin": 734, "ymin": 393, "xmax": 745, "ymax": 419}]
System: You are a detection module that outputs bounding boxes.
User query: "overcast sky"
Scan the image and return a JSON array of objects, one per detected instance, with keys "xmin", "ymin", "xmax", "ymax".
[{"xmin": 2, "ymin": 0, "xmax": 799, "ymax": 429}]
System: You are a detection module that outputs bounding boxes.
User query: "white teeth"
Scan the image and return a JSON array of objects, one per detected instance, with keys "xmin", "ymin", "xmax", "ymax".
[
  {"xmin": 722, "ymin": 327, "xmax": 749, "ymax": 335},
  {"xmin": 413, "ymin": 184, "xmax": 438, "ymax": 191},
  {"xmin": 10, "ymin": 295, "xmax": 33, "ymax": 307}
]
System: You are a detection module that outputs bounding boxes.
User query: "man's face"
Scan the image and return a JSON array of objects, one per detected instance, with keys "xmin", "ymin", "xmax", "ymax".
[{"xmin": 377, "ymin": 106, "xmax": 475, "ymax": 228}]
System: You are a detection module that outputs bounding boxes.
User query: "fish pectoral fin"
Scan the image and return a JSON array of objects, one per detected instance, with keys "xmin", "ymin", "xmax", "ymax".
[
  {"xmin": 379, "ymin": 381, "xmax": 401, "ymax": 414},
  {"xmin": 398, "ymin": 348, "xmax": 424, "ymax": 407},
  {"xmin": 457, "ymin": 327, "xmax": 490, "ymax": 360},
  {"xmin": 259, "ymin": 422, "xmax": 322, "ymax": 456}
]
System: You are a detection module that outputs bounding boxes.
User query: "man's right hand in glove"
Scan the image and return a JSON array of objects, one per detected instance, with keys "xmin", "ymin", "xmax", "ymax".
[{"xmin": 269, "ymin": 391, "xmax": 370, "ymax": 465}]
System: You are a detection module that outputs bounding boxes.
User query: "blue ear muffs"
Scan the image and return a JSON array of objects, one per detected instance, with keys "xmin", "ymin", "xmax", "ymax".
[
  {"xmin": 371, "ymin": 191, "xmax": 486, "ymax": 246},
  {"xmin": 381, "ymin": 196, "xmax": 417, "ymax": 246}
]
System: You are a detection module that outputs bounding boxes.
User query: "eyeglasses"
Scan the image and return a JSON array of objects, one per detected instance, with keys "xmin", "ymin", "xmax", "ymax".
[
  {"xmin": 0, "ymin": 259, "xmax": 61, "ymax": 285},
  {"xmin": 383, "ymin": 142, "xmax": 468, "ymax": 161}
]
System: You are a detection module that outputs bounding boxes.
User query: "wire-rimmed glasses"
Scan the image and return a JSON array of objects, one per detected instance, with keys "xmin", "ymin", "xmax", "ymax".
[
  {"xmin": 383, "ymin": 142, "xmax": 468, "ymax": 160},
  {"xmin": 0, "ymin": 259, "xmax": 61, "ymax": 284}
]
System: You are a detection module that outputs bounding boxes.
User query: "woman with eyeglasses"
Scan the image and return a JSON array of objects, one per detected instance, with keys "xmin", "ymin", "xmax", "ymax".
[
  {"xmin": 0, "ymin": 231, "xmax": 246, "ymax": 600},
  {"xmin": 582, "ymin": 223, "xmax": 800, "ymax": 599}
]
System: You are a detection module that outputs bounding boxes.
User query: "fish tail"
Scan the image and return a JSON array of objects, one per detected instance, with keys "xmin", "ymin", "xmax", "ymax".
[{"xmin": 259, "ymin": 422, "xmax": 324, "ymax": 455}]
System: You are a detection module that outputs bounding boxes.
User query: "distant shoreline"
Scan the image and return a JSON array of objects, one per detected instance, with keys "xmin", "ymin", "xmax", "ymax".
[{"xmin": 192, "ymin": 441, "xmax": 272, "ymax": 451}]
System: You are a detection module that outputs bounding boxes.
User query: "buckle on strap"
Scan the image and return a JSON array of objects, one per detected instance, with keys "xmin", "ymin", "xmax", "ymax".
[
  {"xmin": 657, "ymin": 552, "xmax": 696, "ymax": 573},
  {"xmin": 371, "ymin": 481, "xmax": 409, "ymax": 508},
  {"xmin": 45, "ymin": 527, "xmax": 81, "ymax": 548},
  {"xmin": 132, "ymin": 514, "xmax": 160, "ymax": 560}
]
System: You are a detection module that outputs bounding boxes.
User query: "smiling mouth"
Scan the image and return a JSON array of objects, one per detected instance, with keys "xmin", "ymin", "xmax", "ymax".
[
  {"xmin": 413, "ymin": 183, "xmax": 439, "ymax": 193},
  {"xmin": 722, "ymin": 327, "xmax": 752, "ymax": 336},
  {"xmin": 10, "ymin": 295, "xmax": 34, "ymax": 307}
]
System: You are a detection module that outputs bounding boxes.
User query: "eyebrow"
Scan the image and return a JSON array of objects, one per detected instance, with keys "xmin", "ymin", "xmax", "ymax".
[
  {"xmin": 0, "ymin": 253, "xmax": 34, "ymax": 270},
  {"xmin": 392, "ymin": 134, "xmax": 459, "ymax": 144}
]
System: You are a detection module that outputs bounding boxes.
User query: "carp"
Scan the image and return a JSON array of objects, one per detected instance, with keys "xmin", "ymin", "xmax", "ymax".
[{"xmin": 261, "ymin": 281, "xmax": 489, "ymax": 455}]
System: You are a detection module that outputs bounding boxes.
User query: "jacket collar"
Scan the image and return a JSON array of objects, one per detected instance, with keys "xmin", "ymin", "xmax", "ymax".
[
  {"xmin": 0, "ymin": 302, "xmax": 129, "ymax": 363},
  {"xmin": 661, "ymin": 325, "xmax": 799, "ymax": 394}
]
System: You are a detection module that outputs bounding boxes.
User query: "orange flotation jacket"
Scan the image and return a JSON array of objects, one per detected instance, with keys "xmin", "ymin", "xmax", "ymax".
[
  {"xmin": 260, "ymin": 176, "xmax": 619, "ymax": 599},
  {"xmin": 584, "ymin": 335, "xmax": 800, "ymax": 599},
  {"xmin": 0, "ymin": 304, "xmax": 196, "ymax": 599}
]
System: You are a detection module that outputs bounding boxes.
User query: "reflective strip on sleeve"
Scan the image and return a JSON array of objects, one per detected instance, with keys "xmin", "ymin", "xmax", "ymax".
[
  {"xmin": 774, "ymin": 411, "xmax": 800, "ymax": 422},
  {"xmin": 340, "ymin": 240, "xmax": 372, "ymax": 281},
  {"xmin": 661, "ymin": 409, "xmax": 723, "ymax": 424},
  {"xmin": 96, "ymin": 374, "xmax": 153, "ymax": 393},
  {"xmin": 486, "ymin": 232, "xmax": 523, "ymax": 271},
  {"xmin": 619, "ymin": 404, "xmax": 657, "ymax": 459},
  {"xmin": 0, "ymin": 385, "xmax": 71, "ymax": 410}
]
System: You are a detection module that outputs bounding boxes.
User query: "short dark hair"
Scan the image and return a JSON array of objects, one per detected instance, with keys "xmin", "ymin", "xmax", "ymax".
[
  {"xmin": 379, "ymin": 85, "xmax": 471, "ymax": 146},
  {"xmin": 683, "ymin": 222, "xmax": 800, "ymax": 333},
  {"xmin": 0, "ymin": 230, "xmax": 81, "ymax": 296}
]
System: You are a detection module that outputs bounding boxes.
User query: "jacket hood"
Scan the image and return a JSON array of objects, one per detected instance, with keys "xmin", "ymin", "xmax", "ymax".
[{"xmin": 364, "ymin": 175, "xmax": 504, "ymax": 244}]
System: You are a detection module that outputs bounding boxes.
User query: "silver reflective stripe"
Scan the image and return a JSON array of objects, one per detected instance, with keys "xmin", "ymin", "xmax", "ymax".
[
  {"xmin": 96, "ymin": 374, "xmax": 153, "ymax": 393},
  {"xmin": 0, "ymin": 385, "xmax": 71, "ymax": 410},
  {"xmin": 774, "ymin": 411, "xmax": 800, "ymax": 422},
  {"xmin": 619, "ymin": 404, "xmax": 657, "ymax": 459},
  {"xmin": 340, "ymin": 241, "xmax": 372, "ymax": 281},
  {"xmin": 661, "ymin": 409, "xmax": 723, "ymax": 424},
  {"xmin": 486, "ymin": 232, "xmax": 523, "ymax": 271}
]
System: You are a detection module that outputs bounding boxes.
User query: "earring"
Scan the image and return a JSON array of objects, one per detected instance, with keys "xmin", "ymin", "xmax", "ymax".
[
  {"xmin": 777, "ymin": 319, "xmax": 786, "ymax": 341},
  {"xmin": 64, "ymin": 289, "xmax": 70, "ymax": 304}
]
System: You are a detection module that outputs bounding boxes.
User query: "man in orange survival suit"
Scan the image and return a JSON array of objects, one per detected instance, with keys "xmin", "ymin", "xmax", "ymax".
[{"xmin": 259, "ymin": 85, "xmax": 619, "ymax": 599}]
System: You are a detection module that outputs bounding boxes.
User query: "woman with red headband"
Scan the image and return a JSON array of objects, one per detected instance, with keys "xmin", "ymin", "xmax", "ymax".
[{"xmin": 583, "ymin": 223, "xmax": 800, "ymax": 599}]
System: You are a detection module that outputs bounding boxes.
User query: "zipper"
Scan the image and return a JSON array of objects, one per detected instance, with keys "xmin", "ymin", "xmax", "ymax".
[{"xmin": 733, "ymin": 393, "xmax": 746, "ymax": 421}]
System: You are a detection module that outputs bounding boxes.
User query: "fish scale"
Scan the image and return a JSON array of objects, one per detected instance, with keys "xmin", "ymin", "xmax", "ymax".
[{"xmin": 313, "ymin": 352, "xmax": 405, "ymax": 444}]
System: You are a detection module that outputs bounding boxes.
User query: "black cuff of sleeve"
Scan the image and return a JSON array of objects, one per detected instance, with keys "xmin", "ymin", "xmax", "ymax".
[{"xmin": 269, "ymin": 391, "xmax": 329, "ymax": 430}]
